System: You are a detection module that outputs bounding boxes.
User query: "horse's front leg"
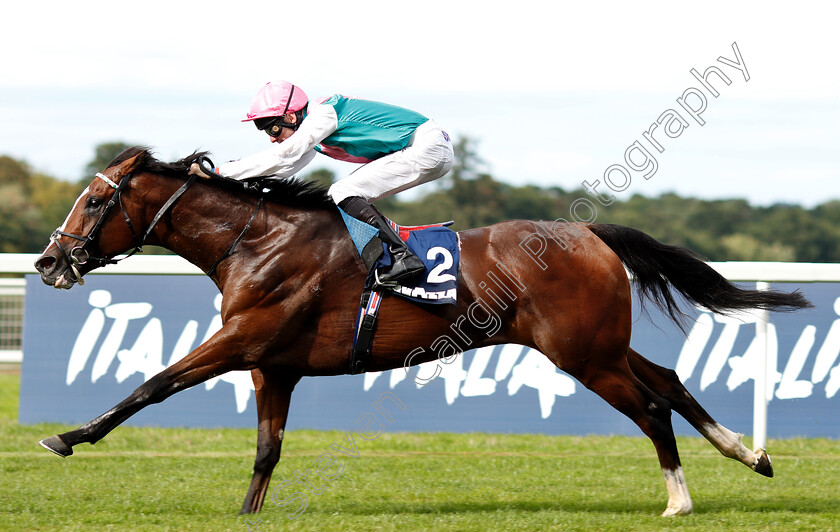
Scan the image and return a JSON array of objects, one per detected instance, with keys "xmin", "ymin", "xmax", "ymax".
[
  {"xmin": 39, "ymin": 322, "xmax": 258, "ymax": 457},
  {"xmin": 241, "ymin": 368, "xmax": 300, "ymax": 514}
]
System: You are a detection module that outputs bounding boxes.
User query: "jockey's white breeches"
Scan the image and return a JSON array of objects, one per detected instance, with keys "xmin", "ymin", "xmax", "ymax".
[{"xmin": 328, "ymin": 120, "xmax": 454, "ymax": 204}]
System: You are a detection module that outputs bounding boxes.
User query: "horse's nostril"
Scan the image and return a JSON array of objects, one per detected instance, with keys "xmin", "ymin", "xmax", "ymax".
[{"xmin": 35, "ymin": 255, "xmax": 56, "ymax": 273}]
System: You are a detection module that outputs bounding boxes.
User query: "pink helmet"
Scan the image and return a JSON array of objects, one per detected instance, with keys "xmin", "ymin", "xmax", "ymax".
[{"xmin": 242, "ymin": 81, "xmax": 309, "ymax": 122}]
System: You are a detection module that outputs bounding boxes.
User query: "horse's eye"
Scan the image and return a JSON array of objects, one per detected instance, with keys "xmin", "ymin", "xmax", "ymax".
[{"xmin": 87, "ymin": 197, "xmax": 103, "ymax": 211}]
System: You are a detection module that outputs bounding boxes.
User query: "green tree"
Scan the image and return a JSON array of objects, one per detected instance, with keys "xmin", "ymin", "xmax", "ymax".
[
  {"xmin": 3, "ymin": 136, "xmax": 836, "ymax": 260},
  {"xmin": 0, "ymin": 156, "xmax": 33, "ymax": 194},
  {"xmin": 0, "ymin": 156, "xmax": 74, "ymax": 252},
  {"xmin": 814, "ymin": 200, "xmax": 840, "ymax": 226},
  {"xmin": 0, "ymin": 143, "xmax": 152, "ymax": 253},
  {"xmin": 448, "ymin": 136, "xmax": 485, "ymax": 184},
  {"xmin": 0, "ymin": 183, "xmax": 43, "ymax": 252},
  {"xmin": 303, "ymin": 168, "xmax": 335, "ymax": 189},
  {"xmin": 720, "ymin": 233, "xmax": 796, "ymax": 261},
  {"xmin": 29, "ymin": 173, "xmax": 86, "ymax": 234}
]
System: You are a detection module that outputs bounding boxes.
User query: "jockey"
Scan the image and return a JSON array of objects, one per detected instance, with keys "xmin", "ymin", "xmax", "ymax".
[{"xmin": 216, "ymin": 80, "xmax": 454, "ymax": 283}]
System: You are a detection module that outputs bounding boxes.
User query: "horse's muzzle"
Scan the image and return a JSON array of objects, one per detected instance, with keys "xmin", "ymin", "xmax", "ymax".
[{"xmin": 34, "ymin": 249, "xmax": 82, "ymax": 290}]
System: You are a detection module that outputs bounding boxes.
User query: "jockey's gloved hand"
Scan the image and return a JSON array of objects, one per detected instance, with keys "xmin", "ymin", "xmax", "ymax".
[{"xmin": 188, "ymin": 157, "xmax": 218, "ymax": 180}]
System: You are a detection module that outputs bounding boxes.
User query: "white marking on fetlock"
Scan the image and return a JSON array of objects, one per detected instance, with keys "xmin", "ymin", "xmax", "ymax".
[
  {"xmin": 701, "ymin": 422, "xmax": 757, "ymax": 467},
  {"xmin": 661, "ymin": 467, "xmax": 693, "ymax": 516}
]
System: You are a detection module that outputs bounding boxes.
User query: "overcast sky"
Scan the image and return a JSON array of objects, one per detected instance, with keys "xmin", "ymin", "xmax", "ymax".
[{"xmin": 2, "ymin": 1, "xmax": 837, "ymax": 207}]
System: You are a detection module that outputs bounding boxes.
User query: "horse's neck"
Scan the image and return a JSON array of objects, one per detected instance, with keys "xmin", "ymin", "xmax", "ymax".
[{"xmin": 145, "ymin": 180, "xmax": 340, "ymax": 277}]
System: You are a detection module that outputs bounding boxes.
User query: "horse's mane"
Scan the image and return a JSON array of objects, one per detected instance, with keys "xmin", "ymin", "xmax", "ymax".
[{"xmin": 107, "ymin": 146, "xmax": 334, "ymax": 210}]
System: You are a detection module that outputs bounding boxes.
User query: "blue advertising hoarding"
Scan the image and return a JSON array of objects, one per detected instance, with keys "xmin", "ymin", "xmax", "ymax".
[{"xmin": 19, "ymin": 273, "xmax": 840, "ymax": 438}]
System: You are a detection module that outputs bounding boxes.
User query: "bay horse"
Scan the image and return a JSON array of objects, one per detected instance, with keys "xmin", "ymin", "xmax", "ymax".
[{"xmin": 34, "ymin": 147, "xmax": 810, "ymax": 517}]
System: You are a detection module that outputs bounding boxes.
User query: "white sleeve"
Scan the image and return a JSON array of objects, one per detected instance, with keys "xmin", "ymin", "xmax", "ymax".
[{"xmin": 217, "ymin": 103, "xmax": 338, "ymax": 180}]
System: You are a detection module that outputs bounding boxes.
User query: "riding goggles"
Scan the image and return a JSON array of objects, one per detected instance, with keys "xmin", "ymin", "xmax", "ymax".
[{"xmin": 254, "ymin": 116, "xmax": 296, "ymax": 138}]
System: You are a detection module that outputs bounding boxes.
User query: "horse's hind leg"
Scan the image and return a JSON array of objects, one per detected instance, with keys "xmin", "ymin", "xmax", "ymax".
[
  {"xmin": 570, "ymin": 360, "xmax": 693, "ymax": 516},
  {"xmin": 240, "ymin": 369, "xmax": 300, "ymax": 514},
  {"xmin": 626, "ymin": 348, "xmax": 773, "ymax": 477}
]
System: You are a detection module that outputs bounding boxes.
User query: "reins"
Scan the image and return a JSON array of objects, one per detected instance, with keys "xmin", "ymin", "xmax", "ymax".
[
  {"xmin": 191, "ymin": 155, "xmax": 266, "ymax": 278},
  {"xmin": 207, "ymin": 194, "xmax": 264, "ymax": 277}
]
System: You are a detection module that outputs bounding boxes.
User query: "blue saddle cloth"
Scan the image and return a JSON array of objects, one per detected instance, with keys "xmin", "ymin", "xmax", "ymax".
[{"xmin": 338, "ymin": 207, "xmax": 459, "ymax": 305}]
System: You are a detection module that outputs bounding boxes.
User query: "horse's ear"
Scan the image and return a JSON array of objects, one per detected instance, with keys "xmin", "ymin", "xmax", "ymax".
[{"xmin": 112, "ymin": 151, "xmax": 146, "ymax": 179}]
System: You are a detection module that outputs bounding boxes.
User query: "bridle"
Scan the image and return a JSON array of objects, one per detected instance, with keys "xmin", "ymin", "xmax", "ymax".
[{"xmin": 50, "ymin": 168, "xmax": 198, "ymax": 285}]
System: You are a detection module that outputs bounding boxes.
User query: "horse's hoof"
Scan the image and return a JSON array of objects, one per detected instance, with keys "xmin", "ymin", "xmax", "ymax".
[
  {"xmin": 39, "ymin": 435, "xmax": 73, "ymax": 457},
  {"xmin": 754, "ymin": 448, "xmax": 773, "ymax": 477},
  {"xmin": 661, "ymin": 504, "xmax": 693, "ymax": 517}
]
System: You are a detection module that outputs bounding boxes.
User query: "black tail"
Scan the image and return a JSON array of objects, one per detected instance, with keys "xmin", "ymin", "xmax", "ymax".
[{"xmin": 588, "ymin": 223, "xmax": 813, "ymax": 331}]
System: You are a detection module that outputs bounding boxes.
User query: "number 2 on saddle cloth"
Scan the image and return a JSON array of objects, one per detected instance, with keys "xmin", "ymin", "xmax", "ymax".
[
  {"xmin": 338, "ymin": 207, "xmax": 459, "ymax": 304},
  {"xmin": 337, "ymin": 207, "xmax": 460, "ymax": 373}
]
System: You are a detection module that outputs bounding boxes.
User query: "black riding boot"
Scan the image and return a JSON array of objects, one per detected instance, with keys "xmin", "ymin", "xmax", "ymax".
[{"xmin": 339, "ymin": 196, "xmax": 425, "ymax": 283}]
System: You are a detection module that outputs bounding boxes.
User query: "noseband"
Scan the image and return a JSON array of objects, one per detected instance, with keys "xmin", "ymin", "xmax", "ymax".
[{"xmin": 50, "ymin": 170, "xmax": 198, "ymax": 283}]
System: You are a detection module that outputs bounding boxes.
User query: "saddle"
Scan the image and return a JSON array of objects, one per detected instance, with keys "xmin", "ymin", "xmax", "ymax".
[{"xmin": 338, "ymin": 207, "xmax": 460, "ymax": 373}]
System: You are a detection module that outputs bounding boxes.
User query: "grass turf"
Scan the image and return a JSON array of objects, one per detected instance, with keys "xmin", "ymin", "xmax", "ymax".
[{"xmin": 0, "ymin": 371, "xmax": 838, "ymax": 531}]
